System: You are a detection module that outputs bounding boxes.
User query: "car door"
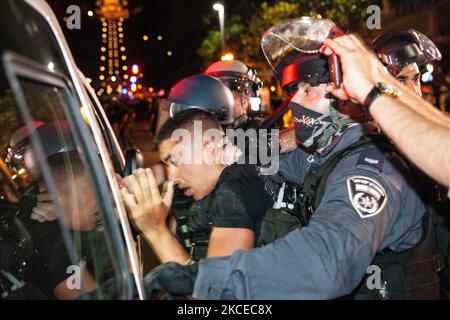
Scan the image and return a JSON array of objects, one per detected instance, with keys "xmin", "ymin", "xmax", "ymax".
[
  {"xmin": 78, "ymin": 70, "xmax": 125, "ymax": 175},
  {"xmin": 0, "ymin": 0, "xmax": 141, "ymax": 300}
]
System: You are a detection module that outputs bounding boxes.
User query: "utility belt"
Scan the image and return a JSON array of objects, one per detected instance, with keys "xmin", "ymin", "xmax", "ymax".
[
  {"xmin": 258, "ymin": 179, "xmax": 307, "ymax": 247},
  {"xmin": 170, "ymin": 189, "xmax": 210, "ymax": 261}
]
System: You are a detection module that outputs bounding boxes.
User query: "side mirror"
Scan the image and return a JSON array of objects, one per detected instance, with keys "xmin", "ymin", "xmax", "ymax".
[{"xmin": 123, "ymin": 149, "xmax": 145, "ymax": 177}]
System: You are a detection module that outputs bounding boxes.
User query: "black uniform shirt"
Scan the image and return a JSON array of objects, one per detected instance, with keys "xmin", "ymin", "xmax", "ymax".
[{"xmin": 186, "ymin": 164, "xmax": 273, "ymax": 244}]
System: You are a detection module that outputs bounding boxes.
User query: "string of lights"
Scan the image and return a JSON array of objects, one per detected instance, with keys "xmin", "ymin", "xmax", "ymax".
[{"xmin": 96, "ymin": 0, "xmax": 129, "ymax": 96}]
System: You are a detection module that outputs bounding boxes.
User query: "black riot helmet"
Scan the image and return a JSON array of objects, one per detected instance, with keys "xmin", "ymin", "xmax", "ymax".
[
  {"xmin": 261, "ymin": 17, "xmax": 344, "ymax": 92},
  {"xmin": 279, "ymin": 53, "xmax": 331, "ymax": 92},
  {"xmin": 370, "ymin": 29, "xmax": 442, "ymax": 76},
  {"xmin": 168, "ymin": 74, "xmax": 235, "ymax": 125}
]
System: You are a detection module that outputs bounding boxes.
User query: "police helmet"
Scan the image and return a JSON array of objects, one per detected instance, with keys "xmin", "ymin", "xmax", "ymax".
[
  {"xmin": 205, "ymin": 60, "xmax": 263, "ymax": 97},
  {"xmin": 261, "ymin": 17, "xmax": 344, "ymax": 92},
  {"xmin": 370, "ymin": 29, "xmax": 442, "ymax": 76},
  {"xmin": 4, "ymin": 121, "xmax": 77, "ymax": 176},
  {"xmin": 168, "ymin": 74, "xmax": 235, "ymax": 125},
  {"xmin": 279, "ymin": 53, "xmax": 331, "ymax": 92}
]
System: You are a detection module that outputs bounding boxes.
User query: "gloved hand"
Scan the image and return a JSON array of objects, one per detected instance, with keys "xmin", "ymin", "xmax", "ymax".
[
  {"xmin": 120, "ymin": 168, "xmax": 174, "ymax": 233},
  {"xmin": 143, "ymin": 262, "xmax": 198, "ymax": 299}
]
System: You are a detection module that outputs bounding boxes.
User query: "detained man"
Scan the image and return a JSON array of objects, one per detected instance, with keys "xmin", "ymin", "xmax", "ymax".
[{"xmin": 121, "ymin": 108, "xmax": 274, "ymax": 274}]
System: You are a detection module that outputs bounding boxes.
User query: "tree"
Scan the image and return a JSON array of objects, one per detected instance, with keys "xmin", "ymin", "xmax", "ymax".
[
  {"xmin": 198, "ymin": 0, "xmax": 378, "ymax": 68},
  {"xmin": 388, "ymin": 0, "xmax": 441, "ymax": 16},
  {"xmin": 197, "ymin": 14, "xmax": 245, "ymax": 66},
  {"xmin": 240, "ymin": 1, "xmax": 301, "ymax": 69}
]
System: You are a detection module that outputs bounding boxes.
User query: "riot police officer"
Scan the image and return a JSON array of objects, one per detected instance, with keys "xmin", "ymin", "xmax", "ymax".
[
  {"xmin": 133, "ymin": 74, "xmax": 274, "ymax": 264},
  {"xmin": 370, "ymin": 29, "xmax": 442, "ymax": 96},
  {"xmin": 372, "ymin": 29, "xmax": 449, "ymax": 299},
  {"xmin": 205, "ymin": 60, "xmax": 264, "ymax": 130},
  {"xmin": 143, "ymin": 17, "xmax": 442, "ymax": 300}
]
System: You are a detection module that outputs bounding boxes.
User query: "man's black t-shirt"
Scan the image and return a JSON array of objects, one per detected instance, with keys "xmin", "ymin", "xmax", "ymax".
[{"xmin": 174, "ymin": 164, "xmax": 273, "ymax": 250}]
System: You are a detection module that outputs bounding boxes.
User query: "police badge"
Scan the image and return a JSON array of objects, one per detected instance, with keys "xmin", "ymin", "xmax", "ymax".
[{"xmin": 347, "ymin": 176, "xmax": 387, "ymax": 218}]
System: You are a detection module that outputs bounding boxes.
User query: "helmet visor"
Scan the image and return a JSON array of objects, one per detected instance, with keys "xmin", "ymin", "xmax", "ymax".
[
  {"xmin": 261, "ymin": 17, "xmax": 344, "ymax": 76},
  {"xmin": 377, "ymin": 30, "xmax": 442, "ymax": 76},
  {"xmin": 221, "ymin": 78, "xmax": 253, "ymax": 94}
]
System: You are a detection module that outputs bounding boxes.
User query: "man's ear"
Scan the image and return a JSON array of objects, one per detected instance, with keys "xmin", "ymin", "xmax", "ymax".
[{"xmin": 203, "ymin": 140, "xmax": 218, "ymax": 164}]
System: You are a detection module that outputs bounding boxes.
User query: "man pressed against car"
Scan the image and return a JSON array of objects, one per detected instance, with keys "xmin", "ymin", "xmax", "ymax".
[
  {"xmin": 141, "ymin": 18, "xmax": 441, "ymax": 300},
  {"xmin": 121, "ymin": 107, "xmax": 273, "ymax": 267}
]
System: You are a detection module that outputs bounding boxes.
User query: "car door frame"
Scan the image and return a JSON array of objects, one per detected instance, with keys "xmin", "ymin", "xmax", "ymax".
[{"xmin": 22, "ymin": 0, "xmax": 145, "ymax": 299}]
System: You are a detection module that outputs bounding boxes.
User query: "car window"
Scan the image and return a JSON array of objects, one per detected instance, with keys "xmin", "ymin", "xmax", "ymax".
[
  {"xmin": 0, "ymin": 0, "xmax": 70, "ymax": 78},
  {"xmin": 0, "ymin": 0, "xmax": 133, "ymax": 300},
  {"xmin": 0, "ymin": 55, "xmax": 129, "ymax": 300}
]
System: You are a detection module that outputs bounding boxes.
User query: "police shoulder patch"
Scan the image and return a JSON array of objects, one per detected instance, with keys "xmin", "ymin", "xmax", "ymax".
[{"xmin": 346, "ymin": 176, "xmax": 387, "ymax": 219}]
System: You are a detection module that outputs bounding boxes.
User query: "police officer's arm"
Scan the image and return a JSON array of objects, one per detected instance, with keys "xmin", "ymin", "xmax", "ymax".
[
  {"xmin": 370, "ymin": 96, "xmax": 450, "ymax": 187},
  {"xmin": 192, "ymin": 170, "xmax": 401, "ymax": 299},
  {"xmin": 321, "ymin": 35, "xmax": 450, "ymax": 186},
  {"xmin": 322, "ymin": 35, "xmax": 450, "ymax": 129},
  {"xmin": 207, "ymin": 227, "xmax": 255, "ymax": 258}
]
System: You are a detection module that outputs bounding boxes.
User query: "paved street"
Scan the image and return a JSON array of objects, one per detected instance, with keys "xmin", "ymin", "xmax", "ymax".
[{"xmin": 131, "ymin": 119, "xmax": 161, "ymax": 167}]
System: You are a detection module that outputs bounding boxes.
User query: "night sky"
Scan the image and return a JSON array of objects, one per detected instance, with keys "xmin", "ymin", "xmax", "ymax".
[{"xmin": 46, "ymin": 0, "xmax": 272, "ymax": 91}]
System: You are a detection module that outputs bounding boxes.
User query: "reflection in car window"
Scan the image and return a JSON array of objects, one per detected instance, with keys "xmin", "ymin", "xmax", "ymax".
[
  {"xmin": 0, "ymin": 1, "xmax": 70, "ymax": 78},
  {"xmin": 0, "ymin": 76, "xmax": 120, "ymax": 299},
  {"xmin": 0, "ymin": 0, "xmax": 133, "ymax": 300}
]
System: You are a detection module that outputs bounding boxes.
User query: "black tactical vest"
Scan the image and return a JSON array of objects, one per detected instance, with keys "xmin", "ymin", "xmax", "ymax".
[{"xmin": 171, "ymin": 189, "xmax": 210, "ymax": 261}]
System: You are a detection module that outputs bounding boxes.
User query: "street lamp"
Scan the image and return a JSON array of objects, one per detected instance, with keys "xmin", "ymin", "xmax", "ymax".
[
  {"xmin": 221, "ymin": 52, "xmax": 234, "ymax": 61},
  {"xmin": 213, "ymin": 2, "xmax": 225, "ymax": 54}
]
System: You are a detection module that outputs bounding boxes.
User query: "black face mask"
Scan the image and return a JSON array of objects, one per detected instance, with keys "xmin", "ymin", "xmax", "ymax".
[{"xmin": 290, "ymin": 102, "xmax": 332, "ymax": 150}]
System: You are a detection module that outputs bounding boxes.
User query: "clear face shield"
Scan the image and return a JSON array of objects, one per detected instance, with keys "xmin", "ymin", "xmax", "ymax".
[
  {"xmin": 221, "ymin": 77, "xmax": 253, "ymax": 95},
  {"xmin": 4, "ymin": 143, "xmax": 30, "ymax": 174},
  {"xmin": 245, "ymin": 67, "xmax": 264, "ymax": 97},
  {"xmin": 216, "ymin": 68, "xmax": 263, "ymax": 98},
  {"xmin": 377, "ymin": 30, "xmax": 442, "ymax": 76},
  {"xmin": 215, "ymin": 69, "xmax": 263, "ymax": 117},
  {"xmin": 261, "ymin": 16, "xmax": 344, "ymax": 90}
]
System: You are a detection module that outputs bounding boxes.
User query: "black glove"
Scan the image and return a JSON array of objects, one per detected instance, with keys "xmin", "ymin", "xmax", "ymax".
[{"xmin": 143, "ymin": 262, "xmax": 198, "ymax": 299}]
